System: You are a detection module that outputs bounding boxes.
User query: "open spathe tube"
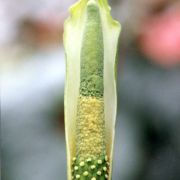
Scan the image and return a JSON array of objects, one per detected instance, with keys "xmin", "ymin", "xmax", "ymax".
[{"xmin": 63, "ymin": 0, "xmax": 121, "ymax": 179}]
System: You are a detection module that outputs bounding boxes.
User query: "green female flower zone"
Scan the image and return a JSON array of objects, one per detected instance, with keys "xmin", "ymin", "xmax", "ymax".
[{"xmin": 63, "ymin": 0, "xmax": 121, "ymax": 179}]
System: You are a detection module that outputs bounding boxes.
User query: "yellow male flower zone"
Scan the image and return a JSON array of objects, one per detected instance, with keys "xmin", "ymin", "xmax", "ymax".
[{"xmin": 64, "ymin": 0, "xmax": 121, "ymax": 179}]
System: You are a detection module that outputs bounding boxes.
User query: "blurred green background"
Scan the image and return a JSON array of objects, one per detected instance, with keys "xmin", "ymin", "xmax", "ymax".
[{"xmin": 1, "ymin": 0, "xmax": 180, "ymax": 180}]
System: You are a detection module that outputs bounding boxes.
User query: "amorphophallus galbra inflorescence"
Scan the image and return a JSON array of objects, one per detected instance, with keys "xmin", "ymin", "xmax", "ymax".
[{"xmin": 63, "ymin": 0, "xmax": 121, "ymax": 179}]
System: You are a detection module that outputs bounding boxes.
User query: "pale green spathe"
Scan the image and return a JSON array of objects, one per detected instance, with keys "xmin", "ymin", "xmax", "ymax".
[{"xmin": 63, "ymin": 0, "xmax": 121, "ymax": 179}]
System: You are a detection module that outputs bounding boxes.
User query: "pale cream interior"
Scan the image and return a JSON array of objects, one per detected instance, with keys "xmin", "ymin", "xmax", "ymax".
[
  {"xmin": 64, "ymin": 1, "xmax": 87, "ymax": 179},
  {"xmin": 99, "ymin": 2, "xmax": 121, "ymax": 179}
]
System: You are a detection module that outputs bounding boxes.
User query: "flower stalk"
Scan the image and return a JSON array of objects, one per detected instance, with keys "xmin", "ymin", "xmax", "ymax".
[{"xmin": 63, "ymin": 0, "xmax": 121, "ymax": 179}]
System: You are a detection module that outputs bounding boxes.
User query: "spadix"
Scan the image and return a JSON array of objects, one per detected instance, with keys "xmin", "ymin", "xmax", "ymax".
[{"xmin": 63, "ymin": 0, "xmax": 121, "ymax": 179}]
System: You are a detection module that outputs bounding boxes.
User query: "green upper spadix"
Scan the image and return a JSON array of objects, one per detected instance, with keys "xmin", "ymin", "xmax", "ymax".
[{"xmin": 80, "ymin": 0, "xmax": 104, "ymax": 97}]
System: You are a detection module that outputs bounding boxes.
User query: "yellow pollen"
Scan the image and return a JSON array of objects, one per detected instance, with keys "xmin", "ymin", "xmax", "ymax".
[{"xmin": 76, "ymin": 96, "xmax": 105, "ymax": 160}]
